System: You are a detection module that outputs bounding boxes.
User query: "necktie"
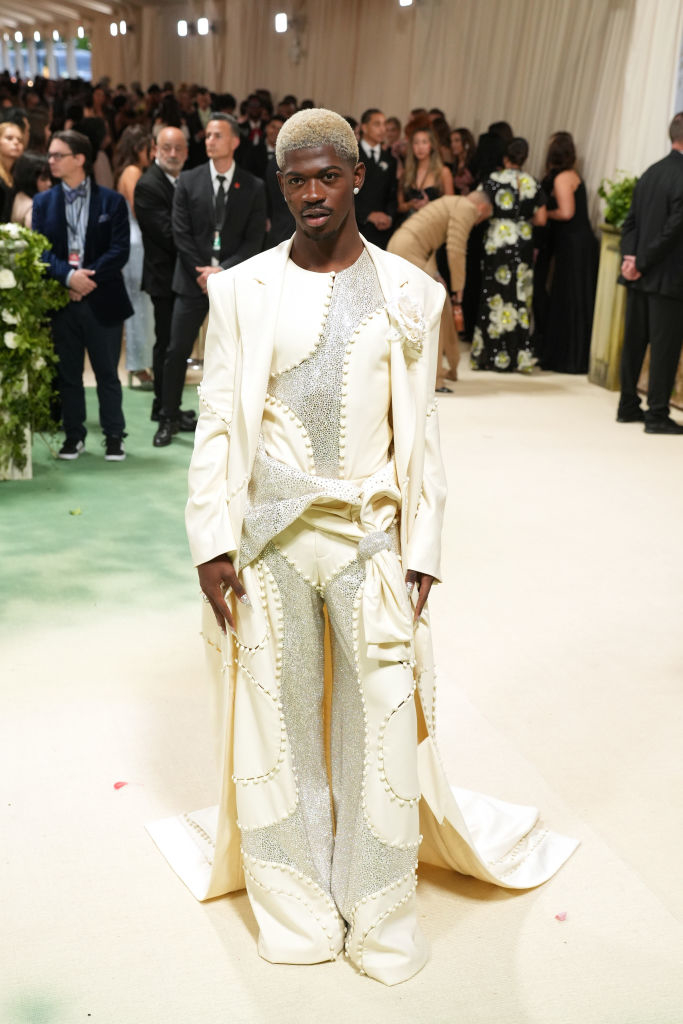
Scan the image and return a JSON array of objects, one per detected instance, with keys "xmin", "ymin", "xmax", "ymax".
[
  {"xmin": 64, "ymin": 182, "xmax": 88, "ymax": 204},
  {"xmin": 215, "ymin": 175, "xmax": 226, "ymax": 227}
]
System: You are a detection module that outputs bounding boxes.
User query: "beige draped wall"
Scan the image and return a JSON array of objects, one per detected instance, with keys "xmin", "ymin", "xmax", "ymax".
[{"xmin": 89, "ymin": 0, "xmax": 683, "ymax": 218}]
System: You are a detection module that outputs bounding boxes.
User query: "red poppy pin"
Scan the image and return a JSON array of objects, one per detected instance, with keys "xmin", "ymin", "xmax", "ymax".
[{"xmin": 234, "ymin": 181, "xmax": 241, "ymax": 189}]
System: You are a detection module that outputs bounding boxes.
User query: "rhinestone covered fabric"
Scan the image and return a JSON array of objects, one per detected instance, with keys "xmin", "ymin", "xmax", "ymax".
[{"xmin": 269, "ymin": 248, "xmax": 384, "ymax": 478}]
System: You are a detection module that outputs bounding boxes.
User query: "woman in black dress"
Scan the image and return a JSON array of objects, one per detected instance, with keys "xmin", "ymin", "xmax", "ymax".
[
  {"xmin": 536, "ymin": 132, "xmax": 598, "ymax": 374},
  {"xmin": 397, "ymin": 125, "xmax": 454, "ymax": 218}
]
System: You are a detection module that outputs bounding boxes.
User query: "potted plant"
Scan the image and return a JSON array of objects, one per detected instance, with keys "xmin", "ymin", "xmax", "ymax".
[
  {"xmin": 597, "ymin": 172, "xmax": 638, "ymax": 228},
  {"xmin": 0, "ymin": 222, "xmax": 68, "ymax": 480}
]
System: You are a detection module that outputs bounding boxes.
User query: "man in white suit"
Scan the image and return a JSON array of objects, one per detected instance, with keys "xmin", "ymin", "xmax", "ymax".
[
  {"xmin": 187, "ymin": 108, "xmax": 446, "ymax": 985},
  {"xmin": 153, "ymin": 109, "xmax": 576, "ymax": 990}
]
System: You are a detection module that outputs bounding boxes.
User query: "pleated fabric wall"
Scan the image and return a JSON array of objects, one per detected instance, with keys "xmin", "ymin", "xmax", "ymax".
[{"xmin": 90, "ymin": 0, "xmax": 682, "ymax": 217}]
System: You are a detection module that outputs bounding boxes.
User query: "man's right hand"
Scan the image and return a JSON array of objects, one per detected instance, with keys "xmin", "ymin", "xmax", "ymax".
[
  {"xmin": 197, "ymin": 554, "xmax": 250, "ymax": 635},
  {"xmin": 69, "ymin": 268, "xmax": 97, "ymax": 295}
]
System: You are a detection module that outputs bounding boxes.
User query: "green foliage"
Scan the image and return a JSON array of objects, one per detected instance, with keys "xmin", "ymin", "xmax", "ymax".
[
  {"xmin": 598, "ymin": 172, "xmax": 638, "ymax": 228},
  {"xmin": 0, "ymin": 224, "xmax": 69, "ymax": 473}
]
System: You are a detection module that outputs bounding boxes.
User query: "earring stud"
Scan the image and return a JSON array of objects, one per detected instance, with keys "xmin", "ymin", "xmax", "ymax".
[{"xmin": 353, "ymin": 186, "xmax": 360, "ymax": 195}]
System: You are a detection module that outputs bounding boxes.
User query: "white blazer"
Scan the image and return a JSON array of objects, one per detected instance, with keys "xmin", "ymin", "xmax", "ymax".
[{"xmin": 185, "ymin": 236, "xmax": 448, "ymax": 580}]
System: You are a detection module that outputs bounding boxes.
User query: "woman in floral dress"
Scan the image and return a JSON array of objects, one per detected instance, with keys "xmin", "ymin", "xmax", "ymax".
[{"xmin": 472, "ymin": 138, "xmax": 547, "ymax": 373}]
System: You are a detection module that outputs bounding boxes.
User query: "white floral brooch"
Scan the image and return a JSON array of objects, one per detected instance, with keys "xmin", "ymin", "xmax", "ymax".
[{"xmin": 386, "ymin": 291, "xmax": 426, "ymax": 363}]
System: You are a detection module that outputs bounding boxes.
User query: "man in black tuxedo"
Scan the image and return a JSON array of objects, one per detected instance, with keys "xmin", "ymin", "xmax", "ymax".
[
  {"xmin": 263, "ymin": 116, "xmax": 295, "ymax": 247},
  {"xmin": 236, "ymin": 93, "xmax": 269, "ymax": 177},
  {"xmin": 33, "ymin": 129, "xmax": 132, "ymax": 462},
  {"xmin": 354, "ymin": 108, "xmax": 397, "ymax": 249},
  {"xmin": 154, "ymin": 113, "xmax": 266, "ymax": 447},
  {"xmin": 134, "ymin": 126, "xmax": 195, "ymax": 429},
  {"xmin": 618, "ymin": 112, "xmax": 683, "ymax": 434}
]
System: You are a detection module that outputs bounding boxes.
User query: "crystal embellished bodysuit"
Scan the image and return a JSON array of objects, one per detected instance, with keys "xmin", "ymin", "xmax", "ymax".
[{"xmin": 239, "ymin": 248, "xmax": 394, "ymax": 567}]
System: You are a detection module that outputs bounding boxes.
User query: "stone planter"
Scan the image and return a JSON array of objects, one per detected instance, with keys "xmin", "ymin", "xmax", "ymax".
[{"xmin": 588, "ymin": 224, "xmax": 626, "ymax": 390}]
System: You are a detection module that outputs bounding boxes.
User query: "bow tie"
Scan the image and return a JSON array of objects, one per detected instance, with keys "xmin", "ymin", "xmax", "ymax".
[{"xmin": 64, "ymin": 182, "xmax": 88, "ymax": 204}]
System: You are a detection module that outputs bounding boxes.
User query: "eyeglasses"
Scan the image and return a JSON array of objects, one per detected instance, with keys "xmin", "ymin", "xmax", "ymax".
[{"xmin": 47, "ymin": 151, "xmax": 74, "ymax": 161}]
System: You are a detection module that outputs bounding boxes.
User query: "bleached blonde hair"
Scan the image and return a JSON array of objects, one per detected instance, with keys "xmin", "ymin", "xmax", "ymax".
[{"xmin": 276, "ymin": 108, "xmax": 359, "ymax": 170}]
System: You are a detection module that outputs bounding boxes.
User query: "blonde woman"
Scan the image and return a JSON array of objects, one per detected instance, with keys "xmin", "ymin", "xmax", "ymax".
[
  {"xmin": 397, "ymin": 127, "xmax": 453, "ymax": 216},
  {"xmin": 0, "ymin": 121, "xmax": 25, "ymax": 221},
  {"xmin": 114, "ymin": 125, "xmax": 154, "ymax": 388}
]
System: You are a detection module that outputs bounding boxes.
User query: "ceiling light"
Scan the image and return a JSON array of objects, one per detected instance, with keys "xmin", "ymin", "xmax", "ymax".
[
  {"xmin": 197, "ymin": 17, "xmax": 209, "ymax": 35},
  {"xmin": 177, "ymin": 19, "xmax": 188, "ymax": 37},
  {"xmin": 110, "ymin": 22, "xmax": 118, "ymax": 36},
  {"xmin": 399, "ymin": 0, "xmax": 413, "ymax": 6},
  {"xmin": 77, "ymin": 26, "xmax": 85, "ymax": 38},
  {"xmin": 34, "ymin": 31, "xmax": 41, "ymax": 42},
  {"xmin": 15, "ymin": 31, "xmax": 23, "ymax": 43},
  {"xmin": 53, "ymin": 30, "xmax": 59, "ymax": 41},
  {"xmin": 275, "ymin": 13, "xmax": 287, "ymax": 33},
  {"xmin": 119, "ymin": 20, "xmax": 126, "ymax": 35}
]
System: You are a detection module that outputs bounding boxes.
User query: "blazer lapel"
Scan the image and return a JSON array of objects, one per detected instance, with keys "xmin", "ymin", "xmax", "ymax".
[
  {"xmin": 230, "ymin": 238, "xmax": 294, "ymax": 483},
  {"xmin": 84, "ymin": 182, "xmax": 101, "ymax": 264},
  {"xmin": 363, "ymin": 238, "xmax": 417, "ymax": 492}
]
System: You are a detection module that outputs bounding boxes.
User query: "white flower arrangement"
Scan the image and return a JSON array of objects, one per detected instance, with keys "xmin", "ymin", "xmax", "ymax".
[
  {"xmin": 0, "ymin": 268, "xmax": 17, "ymax": 289},
  {"xmin": 386, "ymin": 291, "xmax": 426, "ymax": 363}
]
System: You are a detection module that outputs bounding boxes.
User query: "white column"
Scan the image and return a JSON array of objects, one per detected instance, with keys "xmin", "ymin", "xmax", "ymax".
[
  {"xmin": 66, "ymin": 36, "xmax": 77, "ymax": 77},
  {"xmin": 14, "ymin": 39, "xmax": 25, "ymax": 77},
  {"xmin": 26, "ymin": 38, "xmax": 37, "ymax": 77},
  {"xmin": 46, "ymin": 37, "xmax": 56, "ymax": 78},
  {"xmin": 1, "ymin": 37, "xmax": 9, "ymax": 72}
]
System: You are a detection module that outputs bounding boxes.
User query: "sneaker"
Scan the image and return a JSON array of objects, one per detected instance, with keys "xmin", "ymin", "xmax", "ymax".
[
  {"xmin": 104, "ymin": 436, "xmax": 126, "ymax": 461},
  {"xmin": 58, "ymin": 439, "xmax": 85, "ymax": 460}
]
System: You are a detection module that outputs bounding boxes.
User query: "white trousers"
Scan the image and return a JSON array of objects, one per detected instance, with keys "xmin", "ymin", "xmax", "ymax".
[{"xmin": 232, "ymin": 510, "xmax": 428, "ymax": 985}]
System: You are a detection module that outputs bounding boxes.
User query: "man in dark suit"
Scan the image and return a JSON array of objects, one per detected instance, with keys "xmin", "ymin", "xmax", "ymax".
[
  {"xmin": 134, "ymin": 126, "xmax": 195, "ymax": 429},
  {"xmin": 154, "ymin": 113, "xmax": 266, "ymax": 447},
  {"xmin": 354, "ymin": 108, "xmax": 397, "ymax": 249},
  {"xmin": 235, "ymin": 93, "xmax": 269, "ymax": 176},
  {"xmin": 263, "ymin": 116, "xmax": 295, "ymax": 248},
  {"xmin": 618, "ymin": 112, "xmax": 683, "ymax": 434},
  {"xmin": 33, "ymin": 129, "xmax": 133, "ymax": 461}
]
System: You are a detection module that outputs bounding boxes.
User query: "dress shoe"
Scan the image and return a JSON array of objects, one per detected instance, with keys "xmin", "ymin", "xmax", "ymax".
[
  {"xmin": 644, "ymin": 417, "xmax": 683, "ymax": 434},
  {"xmin": 153, "ymin": 420, "xmax": 175, "ymax": 447},
  {"xmin": 616, "ymin": 408, "xmax": 645, "ymax": 423},
  {"xmin": 177, "ymin": 410, "xmax": 197, "ymax": 432}
]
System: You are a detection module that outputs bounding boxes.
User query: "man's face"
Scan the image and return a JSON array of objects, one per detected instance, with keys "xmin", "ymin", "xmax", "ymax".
[
  {"xmin": 46, "ymin": 140, "xmax": 83, "ymax": 181},
  {"xmin": 246, "ymin": 97, "xmax": 262, "ymax": 122},
  {"xmin": 385, "ymin": 120, "xmax": 400, "ymax": 147},
  {"xmin": 156, "ymin": 127, "xmax": 188, "ymax": 175},
  {"xmin": 278, "ymin": 144, "xmax": 363, "ymax": 242},
  {"xmin": 205, "ymin": 120, "xmax": 239, "ymax": 163},
  {"xmin": 361, "ymin": 112, "xmax": 386, "ymax": 148},
  {"xmin": 265, "ymin": 119, "xmax": 283, "ymax": 149}
]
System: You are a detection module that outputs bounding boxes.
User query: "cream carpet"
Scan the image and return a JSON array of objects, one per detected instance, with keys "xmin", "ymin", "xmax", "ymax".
[{"xmin": 3, "ymin": 355, "xmax": 683, "ymax": 1024}]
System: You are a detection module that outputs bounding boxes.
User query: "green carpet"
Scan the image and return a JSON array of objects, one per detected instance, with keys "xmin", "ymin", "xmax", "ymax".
[{"xmin": 0, "ymin": 385, "xmax": 200, "ymax": 631}]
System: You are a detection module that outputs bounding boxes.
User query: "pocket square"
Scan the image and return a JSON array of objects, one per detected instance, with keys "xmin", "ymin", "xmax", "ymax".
[{"xmin": 98, "ymin": 213, "xmax": 110, "ymax": 223}]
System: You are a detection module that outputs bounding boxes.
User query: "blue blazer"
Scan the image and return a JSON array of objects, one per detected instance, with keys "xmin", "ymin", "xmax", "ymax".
[{"xmin": 32, "ymin": 181, "xmax": 134, "ymax": 324}]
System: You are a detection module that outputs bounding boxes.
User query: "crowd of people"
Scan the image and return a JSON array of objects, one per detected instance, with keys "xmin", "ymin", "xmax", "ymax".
[{"xmin": 0, "ymin": 72, "xmax": 603, "ymax": 459}]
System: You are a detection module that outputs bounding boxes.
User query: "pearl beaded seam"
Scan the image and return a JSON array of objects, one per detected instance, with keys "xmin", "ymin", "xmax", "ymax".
[
  {"xmin": 181, "ymin": 813, "xmax": 216, "ymax": 864},
  {"xmin": 344, "ymin": 867, "xmax": 418, "ymax": 970},
  {"xmin": 263, "ymin": 393, "xmax": 316, "ymax": 475},
  {"xmin": 242, "ymin": 856, "xmax": 342, "ymax": 960},
  {"xmin": 242, "ymin": 850, "xmax": 340, "ymax": 917},
  {"xmin": 270, "ymin": 271, "xmax": 336, "ymax": 377},
  {"xmin": 338, "ymin": 304, "xmax": 388, "ymax": 475},
  {"xmin": 376, "ymin": 680, "xmax": 421, "ymax": 805},
  {"xmin": 197, "ymin": 383, "xmax": 232, "ymax": 432},
  {"xmin": 271, "ymin": 542, "xmax": 324, "ymax": 595},
  {"xmin": 232, "ymin": 661, "xmax": 288, "ymax": 787},
  {"xmin": 351, "ymin": 585, "xmax": 420, "ymax": 853},
  {"xmin": 489, "ymin": 826, "xmax": 551, "ymax": 878}
]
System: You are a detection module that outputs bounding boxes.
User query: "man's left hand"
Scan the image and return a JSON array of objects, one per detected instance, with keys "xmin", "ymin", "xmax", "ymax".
[
  {"xmin": 195, "ymin": 265, "xmax": 222, "ymax": 293},
  {"xmin": 405, "ymin": 569, "xmax": 435, "ymax": 620}
]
